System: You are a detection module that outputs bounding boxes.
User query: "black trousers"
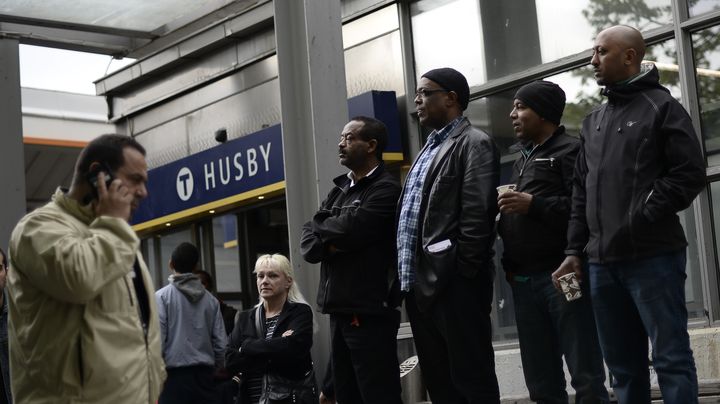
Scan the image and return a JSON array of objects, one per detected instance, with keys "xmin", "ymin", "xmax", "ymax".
[
  {"xmin": 406, "ymin": 272, "xmax": 500, "ymax": 404},
  {"xmin": 330, "ymin": 310, "xmax": 403, "ymax": 404},
  {"xmin": 159, "ymin": 365, "xmax": 220, "ymax": 404}
]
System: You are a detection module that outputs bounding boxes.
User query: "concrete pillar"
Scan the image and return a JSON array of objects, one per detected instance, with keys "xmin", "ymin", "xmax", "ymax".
[
  {"xmin": 274, "ymin": 0, "xmax": 349, "ymax": 382},
  {"xmin": 0, "ymin": 37, "xmax": 26, "ymax": 253}
]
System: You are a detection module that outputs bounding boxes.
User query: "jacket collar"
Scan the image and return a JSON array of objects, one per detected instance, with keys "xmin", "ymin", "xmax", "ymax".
[
  {"xmin": 256, "ymin": 300, "xmax": 296, "ymax": 332},
  {"xmin": 52, "ymin": 187, "xmax": 96, "ymax": 225},
  {"xmin": 332, "ymin": 162, "xmax": 386, "ymax": 192},
  {"xmin": 601, "ymin": 63, "xmax": 668, "ymax": 101},
  {"xmin": 425, "ymin": 117, "xmax": 470, "ymax": 181},
  {"xmin": 508, "ymin": 125, "xmax": 567, "ymax": 155}
]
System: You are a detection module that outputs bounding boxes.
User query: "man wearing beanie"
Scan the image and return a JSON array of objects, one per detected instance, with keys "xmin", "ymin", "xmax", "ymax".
[
  {"xmin": 498, "ymin": 80, "xmax": 609, "ymax": 403},
  {"xmin": 397, "ymin": 67, "xmax": 501, "ymax": 402}
]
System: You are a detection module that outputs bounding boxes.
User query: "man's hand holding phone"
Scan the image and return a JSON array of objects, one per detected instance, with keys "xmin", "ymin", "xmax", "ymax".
[{"xmin": 93, "ymin": 171, "xmax": 133, "ymax": 221}]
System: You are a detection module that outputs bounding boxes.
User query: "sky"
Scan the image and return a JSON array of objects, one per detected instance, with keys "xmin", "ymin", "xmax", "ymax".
[{"xmin": 19, "ymin": 44, "xmax": 135, "ymax": 95}]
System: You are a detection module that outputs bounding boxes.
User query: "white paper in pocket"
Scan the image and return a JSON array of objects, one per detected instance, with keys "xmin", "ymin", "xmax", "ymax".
[{"xmin": 427, "ymin": 239, "xmax": 452, "ymax": 253}]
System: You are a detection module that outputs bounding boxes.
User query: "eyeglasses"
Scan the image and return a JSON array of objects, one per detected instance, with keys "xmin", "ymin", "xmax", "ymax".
[{"xmin": 415, "ymin": 88, "xmax": 448, "ymax": 99}]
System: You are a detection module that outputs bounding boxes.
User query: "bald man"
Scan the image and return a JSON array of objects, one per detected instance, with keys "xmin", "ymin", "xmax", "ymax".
[{"xmin": 553, "ymin": 26, "xmax": 705, "ymax": 404}]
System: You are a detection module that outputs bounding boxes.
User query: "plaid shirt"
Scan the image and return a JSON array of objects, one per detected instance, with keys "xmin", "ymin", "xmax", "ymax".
[{"xmin": 397, "ymin": 117, "xmax": 463, "ymax": 291}]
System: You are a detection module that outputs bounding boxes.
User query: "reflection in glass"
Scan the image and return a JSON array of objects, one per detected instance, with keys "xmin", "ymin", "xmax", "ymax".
[
  {"xmin": 213, "ymin": 214, "xmax": 242, "ymax": 293},
  {"xmin": 690, "ymin": 0, "xmax": 720, "ymax": 17},
  {"xmin": 411, "ymin": 0, "xmax": 485, "ymax": 86},
  {"xmin": 467, "ymin": 40, "xmax": 679, "ymax": 163},
  {"xmin": 692, "ymin": 25, "xmax": 720, "ymax": 167},
  {"xmin": 711, "ymin": 182, "xmax": 720, "ymax": 301},
  {"xmin": 410, "ymin": 0, "xmax": 672, "ymax": 87},
  {"xmin": 345, "ymin": 31, "xmax": 405, "ymax": 98},
  {"xmin": 142, "ymin": 237, "xmax": 158, "ymax": 289},
  {"xmin": 342, "ymin": 4, "xmax": 399, "ymax": 49},
  {"xmin": 535, "ymin": 0, "xmax": 671, "ymax": 63}
]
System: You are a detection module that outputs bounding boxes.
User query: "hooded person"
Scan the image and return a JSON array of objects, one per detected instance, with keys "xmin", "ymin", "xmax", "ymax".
[{"xmin": 155, "ymin": 242, "xmax": 228, "ymax": 404}]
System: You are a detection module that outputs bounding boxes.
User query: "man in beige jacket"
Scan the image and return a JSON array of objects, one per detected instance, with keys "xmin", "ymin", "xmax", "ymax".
[{"xmin": 7, "ymin": 134, "xmax": 166, "ymax": 403}]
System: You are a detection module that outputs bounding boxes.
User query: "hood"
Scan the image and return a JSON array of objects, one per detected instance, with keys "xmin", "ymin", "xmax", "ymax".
[
  {"xmin": 602, "ymin": 63, "xmax": 669, "ymax": 100},
  {"xmin": 170, "ymin": 273, "xmax": 206, "ymax": 303}
]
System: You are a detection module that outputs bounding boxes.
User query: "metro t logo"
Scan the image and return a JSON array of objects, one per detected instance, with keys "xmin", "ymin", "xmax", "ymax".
[{"xmin": 176, "ymin": 167, "xmax": 194, "ymax": 201}]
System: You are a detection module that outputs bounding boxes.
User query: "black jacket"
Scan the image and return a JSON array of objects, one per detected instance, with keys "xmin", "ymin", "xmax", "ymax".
[
  {"xmin": 498, "ymin": 127, "xmax": 579, "ymax": 274},
  {"xmin": 398, "ymin": 117, "xmax": 500, "ymax": 311},
  {"xmin": 300, "ymin": 163, "xmax": 401, "ymax": 314},
  {"xmin": 567, "ymin": 65, "xmax": 705, "ymax": 263},
  {"xmin": 225, "ymin": 301, "xmax": 314, "ymax": 380}
]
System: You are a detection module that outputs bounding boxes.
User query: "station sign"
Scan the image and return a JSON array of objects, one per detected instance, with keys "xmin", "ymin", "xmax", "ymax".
[{"xmin": 131, "ymin": 90, "xmax": 402, "ymax": 228}]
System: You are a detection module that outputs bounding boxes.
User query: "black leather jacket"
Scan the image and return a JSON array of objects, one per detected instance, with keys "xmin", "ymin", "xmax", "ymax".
[
  {"xmin": 225, "ymin": 301, "xmax": 314, "ymax": 380},
  {"xmin": 498, "ymin": 127, "xmax": 579, "ymax": 275},
  {"xmin": 399, "ymin": 117, "xmax": 500, "ymax": 311},
  {"xmin": 567, "ymin": 65, "xmax": 705, "ymax": 263},
  {"xmin": 301, "ymin": 164, "xmax": 401, "ymax": 314}
]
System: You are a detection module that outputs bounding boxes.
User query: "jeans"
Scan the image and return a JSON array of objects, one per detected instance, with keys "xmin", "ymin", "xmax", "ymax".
[
  {"xmin": 588, "ymin": 250, "xmax": 698, "ymax": 404},
  {"xmin": 511, "ymin": 272, "xmax": 609, "ymax": 404}
]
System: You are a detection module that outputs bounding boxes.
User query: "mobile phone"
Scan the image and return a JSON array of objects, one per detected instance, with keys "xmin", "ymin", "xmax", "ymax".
[{"xmin": 86, "ymin": 162, "xmax": 115, "ymax": 199}]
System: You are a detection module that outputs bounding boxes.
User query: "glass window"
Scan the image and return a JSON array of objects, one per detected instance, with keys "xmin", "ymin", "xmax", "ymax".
[
  {"xmin": 467, "ymin": 40, "xmax": 679, "ymax": 163},
  {"xmin": 142, "ymin": 237, "xmax": 159, "ymax": 289},
  {"xmin": 342, "ymin": 4, "xmax": 399, "ymax": 49},
  {"xmin": 535, "ymin": 0, "xmax": 672, "ymax": 63},
  {"xmin": 213, "ymin": 214, "xmax": 242, "ymax": 293},
  {"xmin": 157, "ymin": 226, "xmax": 193, "ymax": 288},
  {"xmin": 411, "ymin": 0, "xmax": 485, "ymax": 86},
  {"xmin": 711, "ymin": 181, "xmax": 720, "ymax": 302},
  {"xmin": 410, "ymin": 0, "xmax": 672, "ymax": 86},
  {"xmin": 345, "ymin": 31, "xmax": 405, "ymax": 98},
  {"xmin": 342, "ymin": 5, "xmax": 404, "ymax": 98},
  {"xmin": 690, "ymin": 0, "xmax": 720, "ymax": 17},
  {"xmin": 692, "ymin": 25, "xmax": 720, "ymax": 167}
]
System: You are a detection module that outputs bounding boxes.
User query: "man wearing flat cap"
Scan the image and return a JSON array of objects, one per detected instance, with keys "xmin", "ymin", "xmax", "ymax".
[
  {"xmin": 397, "ymin": 67, "xmax": 501, "ymax": 402},
  {"xmin": 498, "ymin": 81, "xmax": 609, "ymax": 403}
]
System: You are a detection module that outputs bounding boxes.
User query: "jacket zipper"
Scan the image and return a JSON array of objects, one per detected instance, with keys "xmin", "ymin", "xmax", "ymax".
[
  {"xmin": 518, "ymin": 145, "xmax": 543, "ymax": 177},
  {"xmin": 533, "ymin": 157, "xmax": 556, "ymax": 167},
  {"xmin": 629, "ymin": 137, "xmax": 649, "ymax": 256},
  {"xmin": 595, "ymin": 104, "xmax": 615, "ymax": 263}
]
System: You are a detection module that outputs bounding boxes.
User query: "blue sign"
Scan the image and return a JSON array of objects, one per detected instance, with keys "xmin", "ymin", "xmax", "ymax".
[
  {"xmin": 131, "ymin": 124, "xmax": 284, "ymax": 224},
  {"xmin": 132, "ymin": 90, "xmax": 402, "ymax": 226},
  {"xmin": 349, "ymin": 91, "xmax": 402, "ymax": 153}
]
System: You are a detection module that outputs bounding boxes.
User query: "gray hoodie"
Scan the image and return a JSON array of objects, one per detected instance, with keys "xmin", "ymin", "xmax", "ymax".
[
  {"xmin": 155, "ymin": 273, "xmax": 227, "ymax": 369},
  {"xmin": 170, "ymin": 273, "xmax": 206, "ymax": 302}
]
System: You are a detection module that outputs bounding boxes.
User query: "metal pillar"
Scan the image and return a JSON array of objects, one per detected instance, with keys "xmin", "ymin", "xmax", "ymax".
[
  {"xmin": 671, "ymin": 0, "xmax": 720, "ymax": 324},
  {"xmin": 0, "ymin": 37, "xmax": 26, "ymax": 253},
  {"xmin": 274, "ymin": 0, "xmax": 349, "ymax": 381}
]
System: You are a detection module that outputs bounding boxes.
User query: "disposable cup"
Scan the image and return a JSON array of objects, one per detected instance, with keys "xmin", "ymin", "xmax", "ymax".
[{"xmin": 496, "ymin": 184, "xmax": 516, "ymax": 195}]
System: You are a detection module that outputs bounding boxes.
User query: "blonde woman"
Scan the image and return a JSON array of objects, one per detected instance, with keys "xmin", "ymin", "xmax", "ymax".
[{"xmin": 225, "ymin": 254, "xmax": 317, "ymax": 404}]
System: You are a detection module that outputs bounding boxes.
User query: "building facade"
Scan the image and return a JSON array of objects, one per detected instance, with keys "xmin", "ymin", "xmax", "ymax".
[{"xmin": 5, "ymin": 0, "xmax": 720, "ymax": 399}]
